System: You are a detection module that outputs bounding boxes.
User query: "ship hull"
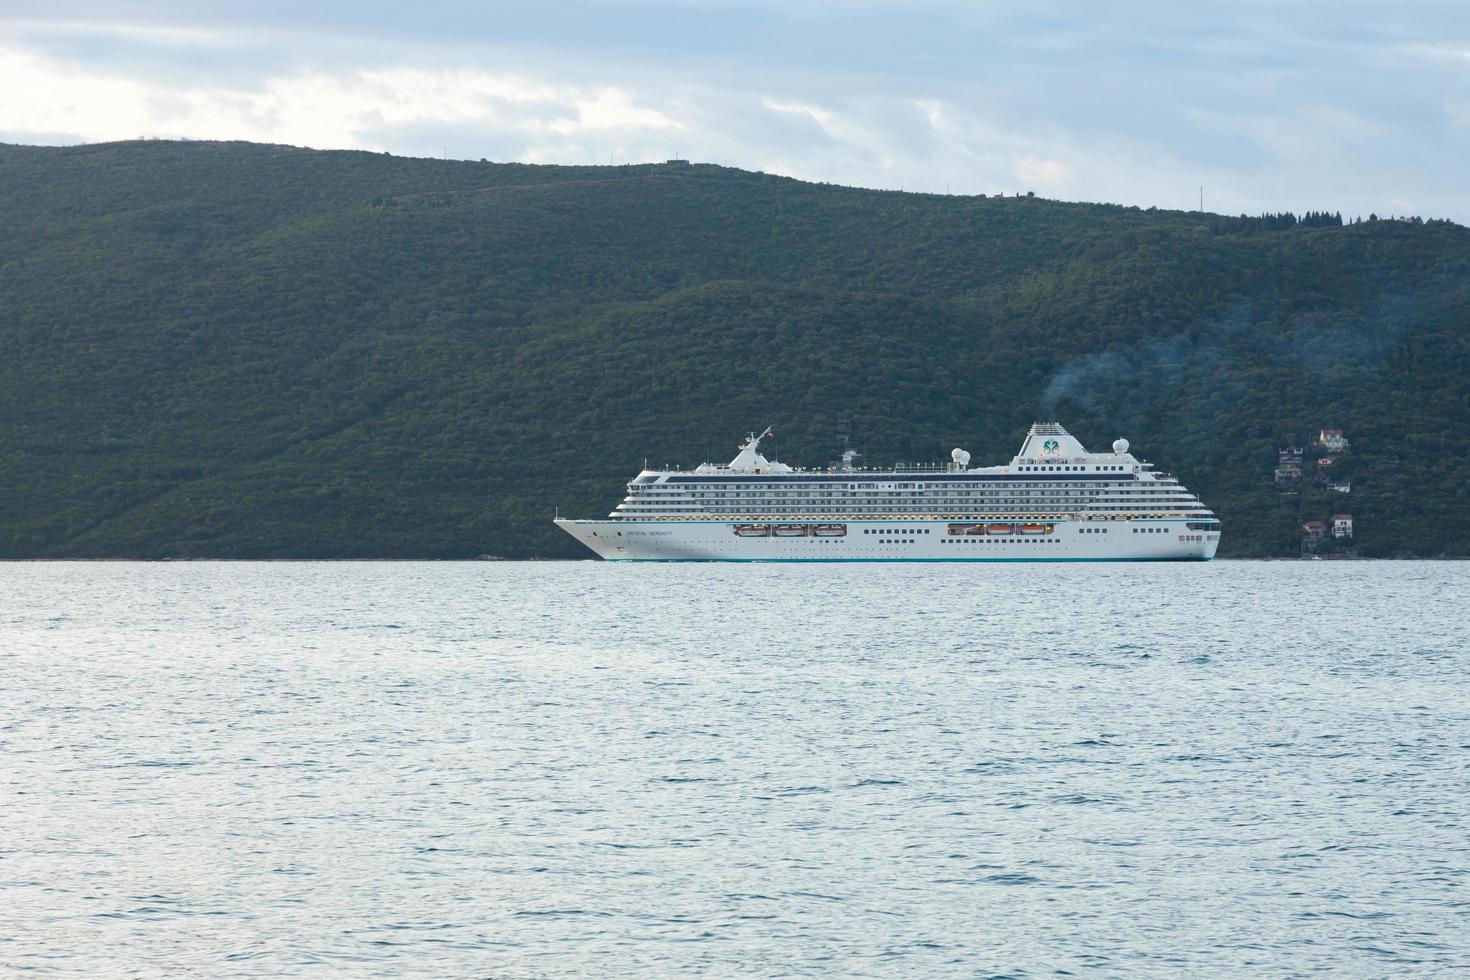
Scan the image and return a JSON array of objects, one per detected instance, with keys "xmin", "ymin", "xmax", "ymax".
[{"xmin": 555, "ymin": 518, "xmax": 1219, "ymax": 562}]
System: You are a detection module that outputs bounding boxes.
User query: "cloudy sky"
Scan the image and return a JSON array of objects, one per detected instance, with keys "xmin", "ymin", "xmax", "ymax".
[{"xmin": 3, "ymin": 1, "xmax": 1469, "ymax": 221}]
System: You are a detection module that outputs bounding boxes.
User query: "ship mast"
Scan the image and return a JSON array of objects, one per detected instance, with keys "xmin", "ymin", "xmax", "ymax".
[{"xmin": 741, "ymin": 426, "xmax": 773, "ymax": 451}]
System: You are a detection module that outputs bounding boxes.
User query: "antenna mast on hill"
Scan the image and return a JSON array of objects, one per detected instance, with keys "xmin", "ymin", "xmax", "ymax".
[{"xmin": 1200, "ymin": 186, "xmax": 1204, "ymax": 212}]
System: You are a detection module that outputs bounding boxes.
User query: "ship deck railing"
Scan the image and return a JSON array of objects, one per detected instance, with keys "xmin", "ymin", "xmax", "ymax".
[
  {"xmin": 606, "ymin": 511, "xmax": 1210, "ymax": 522},
  {"xmin": 661, "ymin": 460, "xmax": 1151, "ymax": 475},
  {"xmin": 677, "ymin": 464, "xmax": 983, "ymax": 475}
]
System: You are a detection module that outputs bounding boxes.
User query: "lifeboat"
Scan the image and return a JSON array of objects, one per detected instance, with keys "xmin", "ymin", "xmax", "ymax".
[
  {"xmin": 947, "ymin": 523, "xmax": 984, "ymax": 536},
  {"xmin": 812, "ymin": 524, "xmax": 847, "ymax": 537},
  {"xmin": 733, "ymin": 524, "xmax": 771, "ymax": 537},
  {"xmin": 986, "ymin": 523, "xmax": 1016, "ymax": 535},
  {"xmin": 1019, "ymin": 523, "xmax": 1049, "ymax": 535},
  {"xmin": 773, "ymin": 525, "xmax": 809, "ymax": 537}
]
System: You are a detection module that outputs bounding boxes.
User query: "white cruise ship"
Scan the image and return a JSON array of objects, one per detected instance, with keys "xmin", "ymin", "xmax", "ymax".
[{"xmin": 555, "ymin": 422, "xmax": 1220, "ymax": 561}]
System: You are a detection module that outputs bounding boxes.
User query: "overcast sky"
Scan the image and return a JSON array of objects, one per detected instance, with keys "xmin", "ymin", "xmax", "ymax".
[{"xmin": 3, "ymin": 1, "xmax": 1468, "ymax": 221}]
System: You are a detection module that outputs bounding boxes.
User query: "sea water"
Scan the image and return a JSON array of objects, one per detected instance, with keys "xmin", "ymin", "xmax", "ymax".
[{"xmin": 1, "ymin": 561, "xmax": 1466, "ymax": 976}]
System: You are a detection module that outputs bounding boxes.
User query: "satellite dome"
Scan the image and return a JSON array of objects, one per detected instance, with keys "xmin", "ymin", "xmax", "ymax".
[
  {"xmin": 1112, "ymin": 438, "xmax": 1130, "ymax": 454},
  {"xmin": 951, "ymin": 448, "xmax": 971, "ymax": 466}
]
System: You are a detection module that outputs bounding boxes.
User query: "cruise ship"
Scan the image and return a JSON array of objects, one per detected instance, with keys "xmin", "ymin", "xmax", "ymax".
[{"xmin": 555, "ymin": 422, "xmax": 1220, "ymax": 561}]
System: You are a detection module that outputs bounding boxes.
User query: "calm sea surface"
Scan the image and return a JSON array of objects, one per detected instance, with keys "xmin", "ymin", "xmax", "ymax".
[{"xmin": 1, "ymin": 561, "xmax": 1466, "ymax": 977}]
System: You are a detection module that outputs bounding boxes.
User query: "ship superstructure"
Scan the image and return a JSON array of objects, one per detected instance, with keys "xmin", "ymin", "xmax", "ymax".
[{"xmin": 555, "ymin": 423, "xmax": 1220, "ymax": 561}]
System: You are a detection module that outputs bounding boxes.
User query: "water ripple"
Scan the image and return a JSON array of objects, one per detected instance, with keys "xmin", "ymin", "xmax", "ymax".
[{"xmin": 0, "ymin": 560, "xmax": 1466, "ymax": 975}]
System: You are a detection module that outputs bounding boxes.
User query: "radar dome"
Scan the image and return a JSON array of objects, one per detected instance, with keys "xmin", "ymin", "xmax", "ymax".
[
  {"xmin": 1112, "ymin": 438, "xmax": 1130, "ymax": 454},
  {"xmin": 951, "ymin": 448, "xmax": 971, "ymax": 466}
]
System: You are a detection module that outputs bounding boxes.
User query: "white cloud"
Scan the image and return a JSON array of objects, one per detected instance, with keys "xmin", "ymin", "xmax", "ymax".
[
  {"xmin": 0, "ymin": 45, "xmax": 153, "ymax": 140},
  {"xmin": 762, "ymin": 98, "xmax": 835, "ymax": 129},
  {"xmin": 2, "ymin": 5, "xmax": 1470, "ymax": 221},
  {"xmin": 548, "ymin": 88, "xmax": 680, "ymax": 135},
  {"xmin": 0, "ymin": 42, "xmax": 680, "ymax": 154},
  {"xmin": 1015, "ymin": 155, "xmax": 1071, "ymax": 187}
]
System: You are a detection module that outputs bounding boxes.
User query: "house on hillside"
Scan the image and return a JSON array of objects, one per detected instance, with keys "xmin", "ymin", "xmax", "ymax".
[
  {"xmin": 1305, "ymin": 520, "xmax": 1328, "ymax": 552},
  {"xmin": 1332, "ymin": 514, "xmax": 1354, "ymax": 538},
  {"xmin": 1329, "ymin": 481, "xmax": 1351, "ymax": 493},
  {"xmin": 1275, "ymin": 446, "xmax": 1303, "ymax": 485},
  {"xmin": 1318, "ymin": 428, "xmax": 1349, "ymax": 453}
]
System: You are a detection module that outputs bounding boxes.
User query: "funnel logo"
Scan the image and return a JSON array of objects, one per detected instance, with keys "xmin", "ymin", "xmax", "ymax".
[{"xmin": 1042, "ymin": 438, "xmax": 1061, "ymax": 455}]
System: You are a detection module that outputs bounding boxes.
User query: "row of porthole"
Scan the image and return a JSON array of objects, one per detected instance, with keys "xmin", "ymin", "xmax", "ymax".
[{"xmin": 943, "ymin": 538, "xmax": 1059, "ymax": 545}]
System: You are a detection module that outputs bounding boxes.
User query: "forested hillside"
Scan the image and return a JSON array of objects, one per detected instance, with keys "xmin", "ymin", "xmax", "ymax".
[{"xmin": 1, "ymin": 140, "xmax": 1467, "ymax": 558}]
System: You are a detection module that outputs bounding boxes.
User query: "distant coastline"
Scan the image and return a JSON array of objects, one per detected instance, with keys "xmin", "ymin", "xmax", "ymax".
[{"xmin": 2, "ymin": 141, "xmax": 1466, "ymax": 561}]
